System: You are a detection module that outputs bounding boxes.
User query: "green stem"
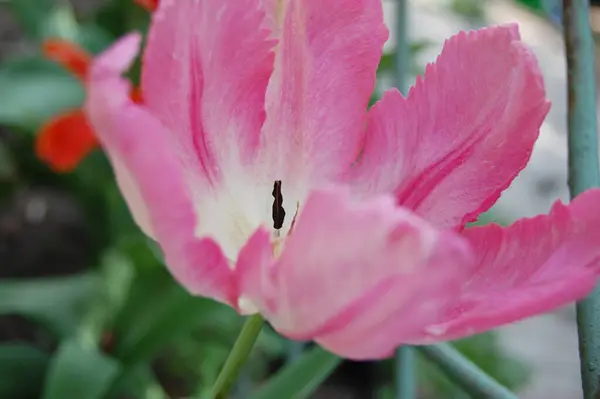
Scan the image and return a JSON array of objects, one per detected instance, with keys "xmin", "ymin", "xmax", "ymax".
[{"xmin": 210, "ymin": 314, "xmax": 265, "ymax": 399}]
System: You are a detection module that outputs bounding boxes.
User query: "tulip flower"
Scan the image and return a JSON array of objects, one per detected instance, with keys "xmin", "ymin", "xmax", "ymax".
[{"xmin": 85, "ymin": 0, "xmax": 600, "ymax": 359}]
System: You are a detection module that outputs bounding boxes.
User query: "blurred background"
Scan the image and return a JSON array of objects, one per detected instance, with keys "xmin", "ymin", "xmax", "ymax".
[{"xmin": 0, "ymin": 0, "xmax": 593, "ymax": 398}]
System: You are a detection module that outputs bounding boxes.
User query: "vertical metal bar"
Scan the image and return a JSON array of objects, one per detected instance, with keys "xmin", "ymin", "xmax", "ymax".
[
  {"xmin": 394, "ymin": 1, "xmax": 414, "ymax": 399},
  {"xmin": 563, "ymin": 1, "xmax": 600, "ymax": 398},
  {"xmin": 395, "ymin": 345, "xmax": 415, "ymax": 399},
  {"xmin": 395, "ymin": 0, "xmax": 410, "ymax": 94},
  {"xmin": 418, "ymin": 344, "xmax": 518, "ymax": 399}
]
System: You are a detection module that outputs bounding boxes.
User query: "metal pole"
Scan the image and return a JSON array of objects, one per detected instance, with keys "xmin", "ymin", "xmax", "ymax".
[
  {"xmin": 419, "ymin": 344, "xmax": 518, "ymax": 399},
  {"xmin": 394, "ymin": 1, "xmax": 414, "ymax": 398},
  {"xmin": 562, "ymin": 1, "xmax": 600, "ymax": 398}
]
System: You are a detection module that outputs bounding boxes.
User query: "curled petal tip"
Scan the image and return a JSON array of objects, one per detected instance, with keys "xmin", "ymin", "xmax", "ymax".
[
  {"xmin": 91, "ymin": 33, "xmax": 143, "ymax": 80},
  {"xmin": 414, "ymin": 189, "xmax": 600, "ymax": 343}
]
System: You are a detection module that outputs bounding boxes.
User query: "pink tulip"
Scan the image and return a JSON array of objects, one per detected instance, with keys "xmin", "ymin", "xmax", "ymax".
[{"xmin": 85, "ymin": 0, "xmax": 600, "ymax": 359}]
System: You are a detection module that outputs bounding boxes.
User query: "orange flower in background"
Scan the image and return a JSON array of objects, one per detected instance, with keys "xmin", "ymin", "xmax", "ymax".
[
  {"xmin": 37, "ymin": 39, "xmax": 144, "ymax": 173},
  {"xmin": 43, "ymin": 38, "xmax": 91, "ymax": 80},
  {"xmin": 133, "ymin": 0, "xmax": 159, "ymax": 12},
  {"xmin": 36, "ymin": 109, "xmax": 98, "ymax": 172},
  {"xmin": 36, "ymin": 0, "xmax": 154, "ymax": 173},
  {"xmin": 36, "ymin": 39, "xmax": 96, "ymax": 173}
]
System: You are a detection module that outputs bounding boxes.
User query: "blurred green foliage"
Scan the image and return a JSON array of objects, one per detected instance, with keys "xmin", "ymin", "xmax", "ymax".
[{"xmin": 0, "ymin": 0, "xmax": 531, "ymax": 398}]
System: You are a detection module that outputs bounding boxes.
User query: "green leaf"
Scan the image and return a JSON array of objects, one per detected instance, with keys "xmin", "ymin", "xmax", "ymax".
[
  {"xmin": 108, "ymin": 364, "xmax": 169, "ymax": 399},
  {"xmin": 0, "ymin": 139, "xmax": 16, "ymax": 181},
  {"xmin": 76, "ymin": 24, "xmax": 116, "ymax": 54},
  {"xmin": 107, "ymin": 269, "xmax": 240, "ymax": 398},
  {"xmin": 42, "ymin": 4, "xmax": 115, "ymax": 53},
  {"xmin": 515, "ymin": 0, "xmax": 544, "ymax": 12},
  {"xmin": 450, "ymin": 0, "xmax": 485, "ymax": 20},
  {"xmin": 41, "ymin": 4, "xmax": 79, "ymax": 41},
  {"xmin": 113, "ymin": 268, "xmax": 234, "ymax": 366},
  {"xmin": 0, "ymin": 273, "xmax": 99, "ymax": 337},
  {"xmin": 0, "ymin": 344, "xmax": 50, "ymax": 398},
  {"xmin": 77, "ymin": 250, "xmax": 135, "ymax": 347},
  {"xmin": 377, "ymin": 40, "xmax": 433, "ymax": 73},
  {"xmin": 469, "ymin": 209, "xmax": 512, "ymax": 227},
  {"xmin": 250, "ymin": 347, "xmax": 341, "ymax": 399},
  {"xmin": 5, "ymin": 0, "xmax": 115, "ymax": 50},
  {"xmin": 5, "ymin": 0, "xmax": 54, "ymax": 39},
  {"xmin": 0, "ymin": 57, "xmax": 83, "ymax": 132},
  {"xmin": 95, "ymin": 0, "xmax": 151, "ymax": 39},
  {"xmin": 42, "ymin": 339, "xmax": 120, "ymax": 399},
  {"xmin": 377, "ymin": 53, "xmax": 395, "ymax": 73}
]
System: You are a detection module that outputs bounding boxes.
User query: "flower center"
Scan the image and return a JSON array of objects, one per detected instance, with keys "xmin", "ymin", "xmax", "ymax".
[
  {"xmin": 271, "ymin": 180, "xmax": 300, "ymax": 258},
  {"xmin": 194, "ymin": 178, "xmax": 302, "ymax": 267},
  {"xmin": 238, "ymin": 180, "xmax": 297, "ymax": 315},
  {"xmin": 272, "ymin": 180, "xmax": 286, "ymax": 231}
]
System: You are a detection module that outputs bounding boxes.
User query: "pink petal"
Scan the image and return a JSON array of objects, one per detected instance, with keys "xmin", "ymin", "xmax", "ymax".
[
  {"xmin": 347, "ymin": 24, "xmax": 550, "ymax": 229},
  {"xmin": 85, "ymin": 34, "xmax": 236, "ymax": 306},
  {"xmin": 142, "ymin": 0, "xmax": 276, "ymax": 181},
  {"xmin": 258, "ymin": 0, "xmax": 388, "ymax": 185},
  {"xmin": 237, "ymin": 187, "xmax": 473, "ymax": 359},
  {"xmin": 259, "ymin": 0, "xmax": 280, "ymax": 33},
  {"xmin": 414, "ymin": 189, "xmax": 600, "ymax": 343}
]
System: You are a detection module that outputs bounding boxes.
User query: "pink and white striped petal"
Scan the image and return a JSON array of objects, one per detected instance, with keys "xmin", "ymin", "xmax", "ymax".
[
  {"xmin": 142, "ymin": 0, "xmax": 276, "ymax": 182},
  {"xmin": 413, "ymin": 189, "xmax": 600, "ymax": 343},
  {"xmin": 86, "ymin": 34, "xmax": 237, "ymax": 305},
  {"xmin": 348, "ymin": 25, "xmax": 549, "ymax": 230},
  {"xmin": 257, "ymin": 0, "xmax": 388, "ymax": 189}
]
